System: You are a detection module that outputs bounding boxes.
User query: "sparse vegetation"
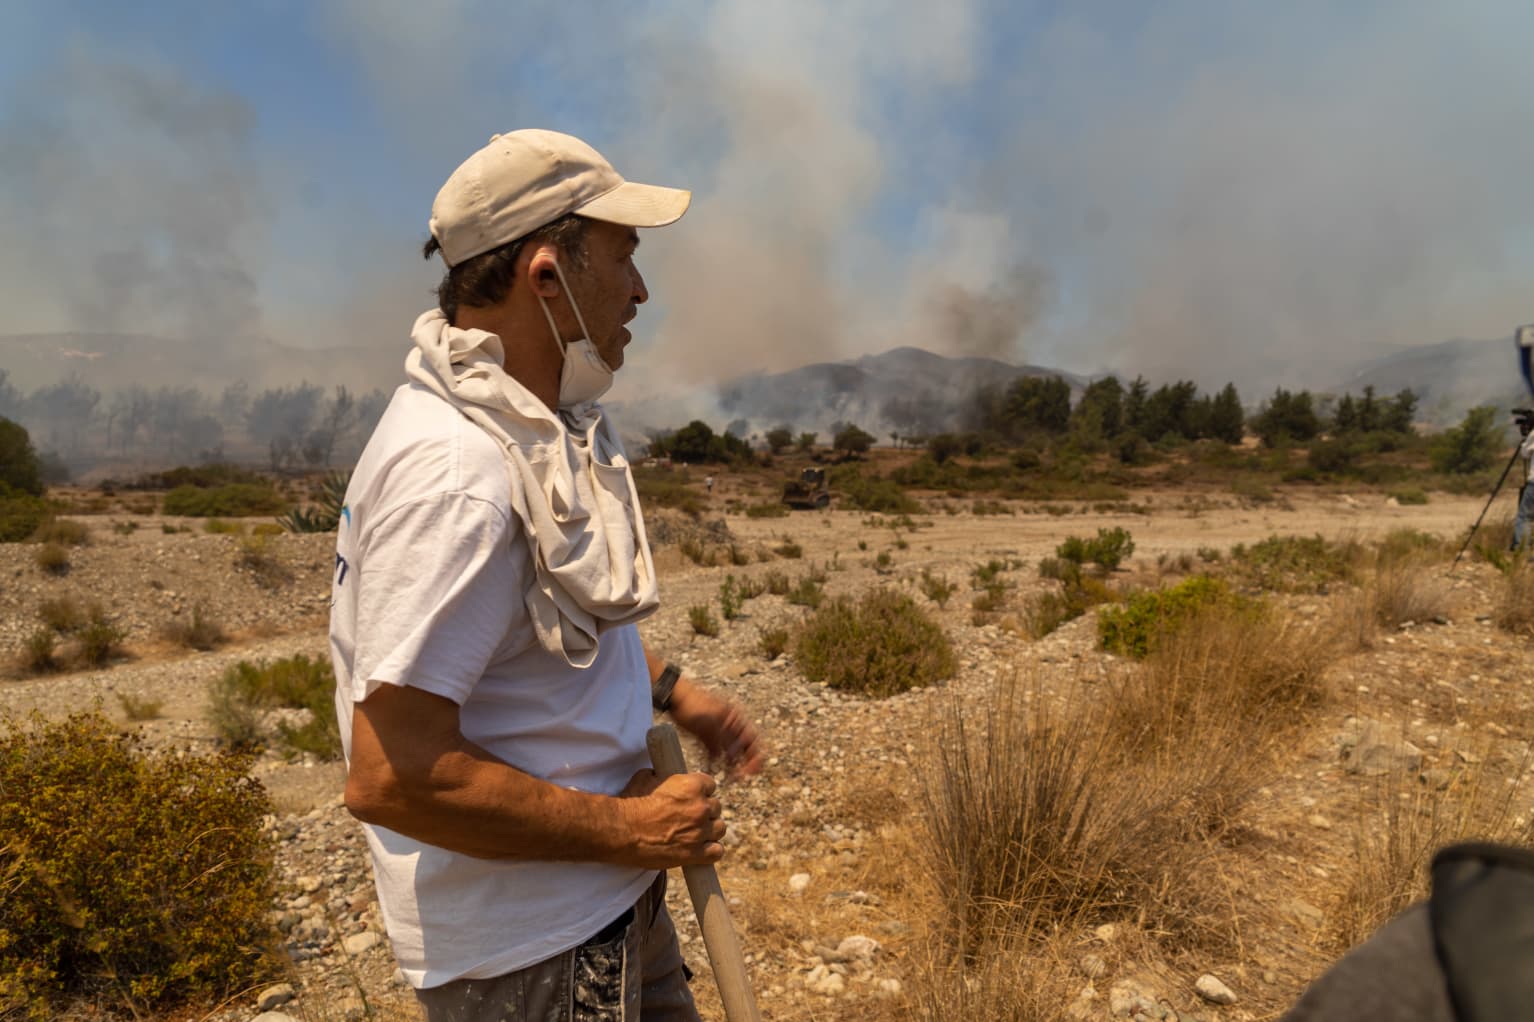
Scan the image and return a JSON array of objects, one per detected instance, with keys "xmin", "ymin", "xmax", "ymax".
[
  {"xmin": 688, "ymin": 603, "xmax": 720, "ymax": 637},
  {"xmin": 162, "ymin": 482, "xmax": 286, "ymax": 518},
  {"xmin": 1055, "ymin": 526, "xmax": 1136, "ymax": 571},
  {"xmin": 793, "ymin": 588, "xmax": 956, "ymax": 697},
  {"xmin": 918, "ymin": 569, "xmax": 958, "ymax": 608},
  {"xmin": 30, "ymin": 518, "xmax": 89, "ymax": 546},
  {"xmin": 161, "ymin": 603, "xmax": 227, "ymax": 651},
  {"xmin": 208, "ymin": 655, "xmax": 342, "ymax": 760},
  {"xmin": 34, "ymin": 541, "xmax": 69, "ymax": 575},
  {"xmin": 1226, "ymin": 533, "xmax": 1360, "ymax": 593},
  {"xmin": 758, "ymin": 626, "xmax": 790, "ymax": 660}
]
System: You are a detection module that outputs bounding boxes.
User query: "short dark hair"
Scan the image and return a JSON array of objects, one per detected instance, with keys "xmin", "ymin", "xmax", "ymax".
[{"xmin": 422, "ymin": 214, "xmax": 589, "ymax": 324}]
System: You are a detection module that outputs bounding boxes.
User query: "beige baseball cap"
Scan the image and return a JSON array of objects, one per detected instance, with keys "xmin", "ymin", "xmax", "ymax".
[{"xmin": 428, "ymin": 129, "xmax": 691, "ymax": 267}]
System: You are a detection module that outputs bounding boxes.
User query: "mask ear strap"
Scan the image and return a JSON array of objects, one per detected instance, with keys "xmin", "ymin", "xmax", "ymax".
[{"xmin": 538, "ymin": 258, "xmax": 596, "ymax": 352}]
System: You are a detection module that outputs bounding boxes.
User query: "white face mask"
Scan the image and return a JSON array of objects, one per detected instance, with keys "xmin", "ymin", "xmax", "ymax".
[{"xmin": 535, "ymin": 259, "xmax": 615, "ymax": 409}]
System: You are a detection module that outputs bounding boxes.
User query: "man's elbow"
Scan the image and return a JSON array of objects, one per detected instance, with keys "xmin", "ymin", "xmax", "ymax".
[{"xmin": 343, "ymin": 764, "xmax": 399, "ymax": 826}]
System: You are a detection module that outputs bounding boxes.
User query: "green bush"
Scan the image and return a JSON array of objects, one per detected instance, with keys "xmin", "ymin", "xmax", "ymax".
[
  {"xmin": 1098, "ymin": 575, "xmax": 1239, "ymax": 658},
  {"xmin": 759, "ymin": 626, "xmax": 790, "ymax": 660},
  {"xmin": 208, "ymin": 655, "xmax": 342, "ymax": 760},
  {"xmin": 0, "ymin": 417, "xmax": 44, "ymax": 496},
  {"xmin": 137, "ymin": 463, "xmax": 266, "ymax": 489},
  {"xmin": 77, "ymin": 614, "xmax": 126, "ymax": 667},
  {"xmin": 1429, "ymin": 405, "xmax": 1502, "ymax": 475},
  {"xmin": 744, "ymin": 502, "xmax": 790, "ymax": 518},
  {"xmin": 1055, "ymin": 527, "xmax": 1136, "ymax": 571},
  {"xmin": 0, "ymin": 711, "xmax": 277, "ymax": 1016},
  {"xmin": 1226, "ymin": 534, "xmax": 1359, "ymax": 593},
  {"xmin": 162, "ymin": 483, "xmax": 285, "ymax": 518},
  {"xmin": 793, "ymin": 589, "xmax": 956, "ymax": 698},
  {"xmin": 0, "ymin": 491, "xmax": 49, "ymax": 543},
  {"xmin": 688, "ymin": 604, "xmax": 720, "ymax": 637},
  {"xmin": 831, "ymin": 471, "xmax": 922, "ymax": 514},
  {"xmin": 277, "ymin": 469, "xmax": 350, "ymax": 533}
]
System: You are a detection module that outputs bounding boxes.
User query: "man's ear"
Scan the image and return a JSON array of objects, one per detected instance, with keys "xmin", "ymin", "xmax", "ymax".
[{"xmin": 526, "ymin": 245, "xmax": 562, "ymax": 299}]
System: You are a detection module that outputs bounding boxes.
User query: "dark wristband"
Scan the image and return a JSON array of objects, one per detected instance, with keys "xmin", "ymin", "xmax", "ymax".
[{"xmin": 651, "ymin": 663, "xmax": 682, "ymax": 713}]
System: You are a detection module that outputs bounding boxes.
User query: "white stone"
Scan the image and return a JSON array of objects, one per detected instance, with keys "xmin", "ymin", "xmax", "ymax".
[
  {"xmin": 256, "ymin": 984, "xmax": 295, "ymax": 1011},
  {"xmin": 813, "ymin": 972, "xmax": 846, "ymax": 996},
  {"xmin": 789, "ymin": 872, "xmax": 812, "ymax": 893},
  {"xmin": 1195, "ymin": 973, "xmax": 1238, "ymax": 1005},
  {"xmin": 835, "ymin": 935, "xmax": 880, "ymax": 962},
  {"xmin": 875, "ymin": 978, "xmax": 902, "ymax": 997},
  {"xmin": 343, "ymin": 931, "xmax": 381, "ymax": 955}
]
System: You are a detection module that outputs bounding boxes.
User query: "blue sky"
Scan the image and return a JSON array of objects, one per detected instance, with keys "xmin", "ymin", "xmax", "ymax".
[{"xmin": 4, "ymin": 0, "xmax": 1534, "ymax": 401}]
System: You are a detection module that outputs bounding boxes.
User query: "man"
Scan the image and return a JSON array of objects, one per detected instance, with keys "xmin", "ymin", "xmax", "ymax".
[
  {"xmin": 329, "ymin": 129, "xmax": 764, "ymax": 1022},
  {"xmin": 1514, "ymin": 413, "xmax": 1534, "ymax": 553}
]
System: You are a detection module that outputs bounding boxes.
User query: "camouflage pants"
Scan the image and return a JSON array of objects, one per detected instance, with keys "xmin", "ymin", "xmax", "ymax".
[{"xmin": 414, "ymin": 872, "xmax": 698, "ymax": 1022}]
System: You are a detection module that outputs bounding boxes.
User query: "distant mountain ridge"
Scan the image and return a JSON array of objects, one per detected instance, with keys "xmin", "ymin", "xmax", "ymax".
[{"xmin": 2, "ymin": 330, "xmax": 1523, "ymax": 439}]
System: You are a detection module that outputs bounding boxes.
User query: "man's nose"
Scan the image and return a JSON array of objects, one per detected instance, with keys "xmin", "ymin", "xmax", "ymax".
[{"xmin": 631, "ymin": 264, "xmax": 649, "ymax": 305}]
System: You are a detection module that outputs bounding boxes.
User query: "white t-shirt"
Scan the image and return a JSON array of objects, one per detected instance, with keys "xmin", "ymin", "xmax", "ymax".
[{"xmin": 329, "ymin": 381, "xmax": 655, "ymax": 988}]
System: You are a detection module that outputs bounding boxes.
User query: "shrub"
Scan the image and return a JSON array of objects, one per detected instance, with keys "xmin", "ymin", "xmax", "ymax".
[
  {"xmin": 0, "ymin": 416, "xmax": 44, "ymax": 496},
  {"xmin": 1391, "ymin": 488, "xmax": 1429, "ymax": 506},
  {"xmin": 236, "ymin": 536, "xmax": 292, "ymax": 589},
  {"xmin": 719, "ymin": 576, "xmax": 742, "ymax": 621},
  {"xmin": 0, "ymin": 711, "xmax": 278, "ymax": 1015},
  {"xmin": 1055, "ymin": 527, "xmax": 1135, "ymax": 571},
  {"xmin": 1022, "ymin": 576, "xmax": 1114, "ymax": 639},
  {"xmin": 763, "ymin": 569, "xmax": 790, "ymax": 596},
  {"xmin": 793, "ymin": 588, "xmax": 956, "ymax": 698},
  {"xmin": 208, "ymin": 655, "xmax": 342, "ymax": 760},
  {"xmin": 276, "ymin": 469, "xmax": 350, "ymax": 533},
  {"xmin": 919, "ymin": 569, "xmax": 958, "ymax": 608},
  {"xmin": 1226, "ymin": 533, "xmax": 1359, "ymax": 593},
  {"xmin": 34, "ymin": 542, "xmax": 69, "ymax": 576},
  {"xmin": 77, "ymin": 610, "xmax": 127, "ymax": 667},
  {"xmin": 786, "ymin": 576, "xmax": 824, "ymax": 608},
  {"xmin": 30, "ymin": 518, "xmax": 88, "ymax": 546},
  {"xmin": 0, "ymin": 491, "xmax": 50, "ymax": 543},
  {"xmin": 38, "ymin": 596, "xmax": 85, "ymax": 634},
  {"xmin": 744, "ymin": 502, "xmax": 789, "ymax": 518},
  {"xmin": 834, "ymin": 473, "xmax": 922, "ymax": 514},
  {"xmin": 161, "ymin": 604, "xmax": 227, "ymax": 651},
  {"xmin": 22, "ymin": 627, "xmax": 58, "ymax": 673},
  {"xmin": 1428, "ymin": 405, "xmax": 1501, "ymax": 475},
  {"xmin": 116, "ymin": 692, "xmax": 163, "ymax": 720},
  {"xmin": 759, "ymin": 626, "xmax": 789, "ymax": 660},
  {"xmin": 203, "ymin": 518, "xmax": 245, "ymax": 535},
  {"xmin": 162, "ymin": 482, "xmax": 286, "ymax": 518},
  {"xmin": 773, "ymin": 537, "xmax": 803, "ymax": 559},
  {"xmin": 688, "ymin": 604, "xmax": 720, "ymax": 637},
  {"xmin": 1098, "ymin": 575, "xmax": 1238, "ymax": 658}
]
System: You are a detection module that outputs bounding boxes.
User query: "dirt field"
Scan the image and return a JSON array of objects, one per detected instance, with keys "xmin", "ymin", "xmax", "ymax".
[{"xmin": 5, "ymin": 485, "xmax": 1531, "ymax": 1021}]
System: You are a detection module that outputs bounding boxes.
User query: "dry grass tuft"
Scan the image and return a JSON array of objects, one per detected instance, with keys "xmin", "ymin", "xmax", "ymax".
[
  {"xmin": 1494, "ymin": 559, "xmax": 1534, "ymax": 636},
  {"xmin": 160, "ymin": 603, "xmax": 227, "ymax": 651},
  {"xmin": 1366, "ymin": 543, "xmax": 1453, "ymax": 630},
  {"xmin": 1332, "ymin": 754, "xmax": 1534, "ymax": 949}
]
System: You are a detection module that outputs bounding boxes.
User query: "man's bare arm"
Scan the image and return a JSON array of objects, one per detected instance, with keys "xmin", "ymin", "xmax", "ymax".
[{"xmin": 343, "ymin": 683, "xmax": 724, "ymax": 868}]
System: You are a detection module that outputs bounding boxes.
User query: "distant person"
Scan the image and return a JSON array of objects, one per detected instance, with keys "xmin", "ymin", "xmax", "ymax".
[
  {"xmin": 705, "ymin": 474, "xmax": 715, "ymax": 495},
  {"xmin": 1514, "ymin": 414, "xmax": 1534, "ymax": 552},
  {"xmin": 329, "ymin": 129, "xmax": 764, "ymax": 1022}
]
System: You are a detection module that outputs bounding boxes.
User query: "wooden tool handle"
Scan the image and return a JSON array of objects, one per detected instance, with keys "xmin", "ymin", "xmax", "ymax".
[{"xmin": 646, "ymin": 723, "xmax": 763, "ymax": 1022}]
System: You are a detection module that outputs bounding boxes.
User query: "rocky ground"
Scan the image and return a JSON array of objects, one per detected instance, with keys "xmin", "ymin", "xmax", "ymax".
[{"xmin": 4, "ymin": 486, "xmax": 1532, "ymax": 1021}]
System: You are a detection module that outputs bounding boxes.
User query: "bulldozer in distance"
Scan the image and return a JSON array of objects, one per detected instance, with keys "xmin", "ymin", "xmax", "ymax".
[{"xmin": 781, "ymin": 467, "xmax": 831, "ymax": 510}]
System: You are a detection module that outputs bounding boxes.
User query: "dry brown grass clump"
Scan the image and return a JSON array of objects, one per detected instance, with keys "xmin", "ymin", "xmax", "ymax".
[
  {"xmin": 1366, "ymin": 535, "xmax": 1454, "ymax": 630},
  {"xmin": 915, "ymin": 602, "xmax": 1345, "ymax": 1011},
  {"xmin": 160, "ymin": 603, "xmax": 227, "ymax": 651},
  {"xmin": 1494, "ymin": 560, "xmax": 1534, "ymax": 636},
  {"xmin": 1332, "ymin": 756, "xmax": 1534, "ymax": 949}
]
